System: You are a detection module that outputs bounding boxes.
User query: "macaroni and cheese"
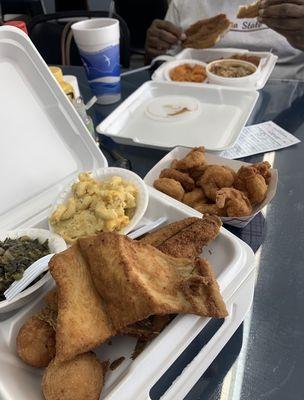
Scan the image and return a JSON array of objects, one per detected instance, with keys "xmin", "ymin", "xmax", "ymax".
[{"xmin": 50, "ymin": 173, "xmax": 137, "ymax": 243}]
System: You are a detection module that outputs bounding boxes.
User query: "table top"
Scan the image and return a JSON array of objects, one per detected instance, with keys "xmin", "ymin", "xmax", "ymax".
[{"xmin": 63, "ymin": 66, "xmax": 304, "ymax": 400}]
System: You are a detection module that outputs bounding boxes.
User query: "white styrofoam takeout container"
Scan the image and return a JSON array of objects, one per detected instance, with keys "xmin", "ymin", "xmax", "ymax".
[
  {"xmin": 97, "ymin": 80, "xmax": 259, "ymax": 152},
  {"xmin": 49, "ymin": 167, "xmax": 149, "ymax": 238},
  {"xmin": 144, "ymin": 146, "xmax": 278, "ymax": 228},
  {"xmin": 152, "ymin": 47, "xmax": 278, "ymax": 90},
  {"xmin": 0, "ymin": 26, "xmax": 255, "ymax": 399},
  {"xmin": 0, "ymin": 229, "xmax": 66, "ymax": 313},
  {"xmin": 0, "ymin": 186, "xmax": 255, "ymax": 400}
]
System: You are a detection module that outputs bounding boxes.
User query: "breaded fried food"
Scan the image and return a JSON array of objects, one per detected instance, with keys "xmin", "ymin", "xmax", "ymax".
[
  {"xmin": 188, "ymin": 163, "xmax": 208, "ymax": 180},
  {"xmin": 154, "ymin": 178, "xmax": 185, "ymax": 201},
  {"xmin": 49, "ymin": 245, "xmax": 114, "ymax": 362},
  {"xmin": 160, "ymin": 168, "xmax": 195, "ymax": 191},
  {"xmin": 234, "ymin": 165, "xmax": 268, "ymax": 205},
  {"xmin": 183, "ymin": 14, "xmax": 232, "ymax": 49},
  {"xmin": 252, "ymin": 161, "xmax": 271, "ymax": 184},
  {"xmin": 183, "ymin": 188, "xmax": 207, "ymax": 207},
  {"xmin": 121, "ymin": 315, "xmax": 173, "ymax": 341},
  {"xmin": 198, "ymin": 165, "xmax": 236, "ymax": 201},
  {"xmin": 16, "ymin": 315, "xmax": 56, "ymax": 368},
  {"xmin": 194, "ymin": 203, "xmax": 227, "ymax": 216},
  {"xmin": 174, "ymin": 147, "xmax": 206, "ymax": 171},
  {"xmin": 44, "ymin": 289, "xmax": 58, "ymax": 311},
  {"xmin": 216, "ymin": 188, "xmax": 252, "ymax": 217},
  {"xmin": 140, "ymin": 217, "xmax": 198, "ymax": 247},
  {"xmin": 157, "ymin": 215, "xmax": 222, "ymax": 258},
  {"xmin": 42, "ymin": 352, "xmax": 104, "ymax": 400},
  {"xmin": 79, "ymin": 232, "xmax": 228, "ymax": 325},
  {"xmin": 237, "ymin": 1, "xmax": 260, "ymax": 18}
]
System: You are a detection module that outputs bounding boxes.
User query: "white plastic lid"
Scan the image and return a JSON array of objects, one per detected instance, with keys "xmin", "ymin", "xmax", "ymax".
[{"xmin": 0, "ymin": 27, "xmax": 107, "ymax": 231}]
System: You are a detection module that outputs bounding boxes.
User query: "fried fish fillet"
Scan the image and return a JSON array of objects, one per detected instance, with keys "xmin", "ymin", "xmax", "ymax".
[
  {"xmin": 49, "ymin": 245, "xmax": 114, "ymax": 362},
  {"xmin": 140, "ymin": 215, "xmax": 222, "ymax": 259},
  {"xmin": 183, "ymin": 14, "xmax": 232, "ymax": 49},
  {"xmin": 237, "ymin": 1, "xmax": 260, "ymax": 18}
]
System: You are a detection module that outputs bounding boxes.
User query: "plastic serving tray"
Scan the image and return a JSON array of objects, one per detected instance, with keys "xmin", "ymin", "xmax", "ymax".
[
  {"xmin": 0, "ymin": 186, "xmax": 255, "ymax": 400},
  {"xmin": 97, "ymin": 81, "xmax": 259, "ymax": 151},
  {"xmin": 152, "ymin": 48, "xmax": 278, "ymax": 90}
]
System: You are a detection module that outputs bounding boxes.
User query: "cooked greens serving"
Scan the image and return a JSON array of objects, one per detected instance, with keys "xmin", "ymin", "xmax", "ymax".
[{"xmin": 0, "ymin": 236, "xmax": 49, "ymax": 300}]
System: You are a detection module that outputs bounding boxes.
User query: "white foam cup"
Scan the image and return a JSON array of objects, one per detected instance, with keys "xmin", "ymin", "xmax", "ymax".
[{"xmin": 72, "ymin": 18, "xmax": 121, "ymax": 105}]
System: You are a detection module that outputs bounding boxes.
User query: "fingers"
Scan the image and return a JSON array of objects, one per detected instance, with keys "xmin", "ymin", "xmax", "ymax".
[
  {"xmin": 259, "ymin": 16, "xmax": 304, "ymax": 29},
  {"xmin": 145, "ymin": 19, "xmax": 183, "ymax": 59},
  {"xmin": 260, "ymin": 0, "xmax": 304, "ymax": 6},
  {"xmin": 259, "ymin": 3, "xmax": 304, "ymax": 17}
]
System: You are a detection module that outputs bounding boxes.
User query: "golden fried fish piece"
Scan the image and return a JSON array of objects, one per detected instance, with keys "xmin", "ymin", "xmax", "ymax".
[
  {"xmin": 237, "ymin": 1, "xmax": 260, "ymax": 18},
  {"xmin": 183, "ymin": 188, "xmax": 207, "ymax": 207},
  {"xmin": 174, "ymin": 147, "xmax": 206, "ymax": 171},
  {"xmin": 234, "ymin": 163, "xmax": 269, "ymax": 205},
  {"xmin": 49, "ymin": 245, "xmax": 115, "ymax": 362}
]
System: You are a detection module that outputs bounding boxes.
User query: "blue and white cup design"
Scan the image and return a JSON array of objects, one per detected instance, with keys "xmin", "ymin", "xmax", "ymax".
[
  {"xmin": 79, "ymin": 44, "xmax": 121, "ymax": 97},
  {"xmin": 72, "ymin": 18, "xmax": 121, "ymax": 104}
]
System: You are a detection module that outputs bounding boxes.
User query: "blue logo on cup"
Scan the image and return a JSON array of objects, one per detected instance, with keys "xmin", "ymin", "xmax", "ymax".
[{"xmin": 79, "ymin": 44, "xmax": 121, "ymax": 97}]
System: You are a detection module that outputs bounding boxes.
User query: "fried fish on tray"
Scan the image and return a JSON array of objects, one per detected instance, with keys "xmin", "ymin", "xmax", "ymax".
[
  {"xmin": 49, "ymin": 231, "xmax": 227, "ymax": 361},
  {"xmin": 49, "ymin": 245, "xmax": 115, "ymax": 362},
  {"xmin": 153, "ymin": 177, "xmax": 185, "ymax": 201},
  {"xmin": 237, "ymin": 1, "xmax": 260, "ymax": 18},
  {"xmin": 216, "ymin": 188, "xmax": 252, "ymax": 217},
  {"xmin": 173, "ymin": 146, "xmax": 206, "ymax": 171},
  {"xmin": 160, "ymin": 168, "xmax": 195, "ymax": 191},
  {"xmin": 197, "ymin": 165, "xmax": 236, "ymax": 201},
  {"xmin": 140, "ymin": 215, "xmax": 222, "ymax": 258},
  {"xmin": 183, "ymin": 14, "xmax": 232, "ymax": 49}
]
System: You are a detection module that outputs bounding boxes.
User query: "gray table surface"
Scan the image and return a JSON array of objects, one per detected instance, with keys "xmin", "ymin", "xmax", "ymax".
[{"xmin": 64, "ymin": 66, "xmax": 304, "ymax": 400}]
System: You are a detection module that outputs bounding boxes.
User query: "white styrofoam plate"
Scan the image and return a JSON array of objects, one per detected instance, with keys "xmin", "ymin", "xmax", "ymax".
[
  {"xmin": 144, "ymin": 147, "xmax": 278, "ymax": 228},
  {"xmin": 152, "ymin": 48, "xmax": 278, "ymax": 90},
  {"xmin": 97, "ymin": 81, "xmax": 259, "ymax": 151},
  {"xmin": 0, "ymin": 186, "xmax": 255, "ymax": 400},
  {"xmin": 0, "ymin": 27, "xmax": 108, "ymax": 232}
]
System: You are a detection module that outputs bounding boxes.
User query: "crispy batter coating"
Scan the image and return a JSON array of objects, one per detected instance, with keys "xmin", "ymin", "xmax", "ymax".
[
  {"xmin": 121, "ymin": 315, "xmax": 173, "ymax": 341},
  {"xmin": 173, "ymin": 147, "xmax": 206, "ymax": 171},
  {"xmin": 198, "ymin": 165, "xmax": 236, "ymax": 201},
  {"xmin": 154, "ymin": 178, "xmax": 185, "ymax": 201},
  {"xmin": 160, "ymin": 168, "xmax": 195, "ymax": 191},
  {"xmin": 183, "ymin": 14, "xmax": 232, "ymax": 49},
  {"xmin": 194, "ymin": 203, "xmax": 227, "ymax": 216},
  {"xmin": 16, "ymin": 315, "xmax": 56, "ymax": 368},
  {"xmin": 188, "ymin": 163, "xmax": 208, "ymax": 180},
  {"xmin": 237, "ymin": 1, "xmax": 260, "ymax": 18},
  {"xmin": 49, "ymin": 245, "xmax": 114, "ymax": 363},
  {"xmin": 42, "ymin": 352, "xmax": 104, "ymax": 400},
  {"xmin": 216, "ymin": 188, "xmax": 252, "ymax": 217},
  {"xmin": 252, "ymin": 161, "xmax": 271, "ymax": 184},
  {"xmin": 157, "ymin": 215, "xmax": 222, "ymax": 258},
  {"xmin": 183, "ymin": 188, "xmax": 207, "ymax": 207},
  {"xmin": 44, "ymin": 289, "xmax": 58, "ymax": 311},
  {"xmin": 234, "ymin": 163, "xmax": 269, "ymax": 205}
]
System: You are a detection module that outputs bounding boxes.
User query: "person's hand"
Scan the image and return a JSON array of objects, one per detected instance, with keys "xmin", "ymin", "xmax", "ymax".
[
  {"xmin": 145, "ymin": 19, "xmax": 184, "ymax": 59},
  {"xmin": 259, "ymin": 0, "xmax": 304, "ymax": 50}
]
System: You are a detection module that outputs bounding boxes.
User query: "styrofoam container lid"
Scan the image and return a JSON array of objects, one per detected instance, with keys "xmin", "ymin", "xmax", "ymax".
[
  {"xmin": 0, "ymin": 27, "xmax": 107, "ymax": 232},
  {"xmin": 97, "ymin": 81, "xmax": 259, "ymax": 151}
]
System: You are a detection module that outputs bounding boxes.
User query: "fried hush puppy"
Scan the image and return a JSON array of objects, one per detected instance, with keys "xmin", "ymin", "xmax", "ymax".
[
  {"xmin": 16, "ymin": 315, "xmax": 56, "ymax": 368},
  {"xmin": 216, "ymin": 188, "xmax": 252, "ymax": 217},
  {"xmin": 160, "ymin": 168, "xmax": 195, "ymax": 191},
  {"xmin": 42, "ymin": 352, "xmax": 104, "ymax": 400},
  {"xmin": 197, "ymin": 165, "xmax": 236, "ymax": 201},
  {"xmin": 154, "ymin": 178, "xmax": 185, "ymax": 201}
]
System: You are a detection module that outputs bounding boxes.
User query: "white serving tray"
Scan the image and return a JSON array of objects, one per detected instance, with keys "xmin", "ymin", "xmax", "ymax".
[
  {"xmin": 152, "ymin": 48, "xmax": 278, "ymax": 90},
  {"xmin": 0, "ymin": 186, "xmax": 255, "ymax": 400},
  {"xmin": 97, "ymin": 81, "xmax": 259, "ymax": 151},
  {"xmin": 0, "ymin": 26, "xmax": 108, "ymax": 232},
  {"xmin": 144, "ymin": 146, "xmax": 278, "ymax": 228}
]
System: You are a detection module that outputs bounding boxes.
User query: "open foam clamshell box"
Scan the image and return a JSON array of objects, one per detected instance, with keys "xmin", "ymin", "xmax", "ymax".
[
  {"xmin": 0, "ymin": 187, "xmax": 256, "ymax": 400},
  {"xmin": 96, "ymin": 80, "xmax": 259, "ymax": 151},
  {"xmin": 152, "ymin": 47, "xmax": 278, "ymax": 90},
  {"xmin": 0, "ymin": 27, "xmax": 255, "ymax": 399},
  {"xmin": 144, "ymin": 146, "xmax": 278, "ymax": 228}
]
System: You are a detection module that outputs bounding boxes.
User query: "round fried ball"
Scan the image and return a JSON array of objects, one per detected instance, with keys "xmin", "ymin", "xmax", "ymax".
[
  {"xmin": 42, "ymin": 352, "xmax": 104, "ymax": 400},
  {"xmin": 16, "ymin": 315, "xmax": 56, "ymax": 368}
]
